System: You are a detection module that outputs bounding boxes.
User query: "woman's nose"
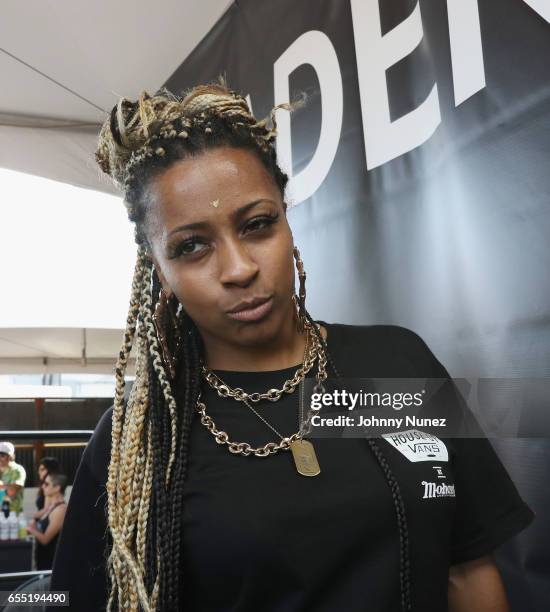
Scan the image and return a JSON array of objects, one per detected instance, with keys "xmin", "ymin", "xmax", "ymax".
[{"xmin": 218, "ymin": 239, "xmax": 259, "ymax": 287}]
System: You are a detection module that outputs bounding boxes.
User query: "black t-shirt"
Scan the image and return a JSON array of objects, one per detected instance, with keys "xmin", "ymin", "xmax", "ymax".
[{"xmin": 49, "ymin": 323, "xmax": 535, "ymax": 611}]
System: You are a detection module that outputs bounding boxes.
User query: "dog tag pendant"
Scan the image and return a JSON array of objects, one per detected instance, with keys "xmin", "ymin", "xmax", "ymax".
[{"xmin": 290, "ymin": 439, "xmax": 320, "ymax": 476}]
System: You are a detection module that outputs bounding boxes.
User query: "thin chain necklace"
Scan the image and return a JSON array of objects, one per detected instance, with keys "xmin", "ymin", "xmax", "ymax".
[
  {"xmin": 236, "ymin": 329, "xmax": 310, "ymax": 439},
  {"xmin": 196, "ymin": 321, "xmax": 326, "ymax": 476}
]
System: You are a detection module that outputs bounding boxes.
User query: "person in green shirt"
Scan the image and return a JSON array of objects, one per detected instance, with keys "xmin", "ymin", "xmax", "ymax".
[{"xmin": 0, "ymin": 441, "xmax": 26, "ymax": 514}]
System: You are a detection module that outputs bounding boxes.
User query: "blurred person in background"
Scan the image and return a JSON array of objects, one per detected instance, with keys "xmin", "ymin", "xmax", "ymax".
[
  {"xmin": 34, "ymin": 456, "xmax": 61, "ymax": 513},
  {"xmin": 27, "ymin": 473, "xmax": 67, "ymax": 570},
  {"xmin": 0, "ymin": 441, "xmax": 26, "ymax": 515}
]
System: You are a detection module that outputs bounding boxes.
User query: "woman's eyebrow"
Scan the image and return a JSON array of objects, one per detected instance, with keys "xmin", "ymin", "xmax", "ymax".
[{"xmin": 167, "ymin": 198, "xmax": 277, "ymax": 237}]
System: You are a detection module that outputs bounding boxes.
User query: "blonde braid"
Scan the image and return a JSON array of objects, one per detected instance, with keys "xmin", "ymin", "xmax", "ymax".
[
  {"xmin": 106, "ymin": 248, "xmax": 183, "ymax": 610},
  {"xmin": 121, "ymin": 323, "xmax": 150, "ymax": 544},
  {"xmin": 117, "ymin": 274, "xmax": 151, "ymax": 535},
  {"xmin": 123, "ymin": 292, "xmax": 156, "ymax": 607},
  {"xmin": 116, "ymin": 321, "xmax": 150, "ymax": 608},
  {"xmin": 106, "ymin": 248, "xmax": 157, "ymax": 611},
  {"xmin": 107, "ymin": 245, "xmax": 146, "ymax": 551},
  {"xmin": 141, "ymin": 269, "xmax": 179, "ymax": 488},
  {"xmin": 131, "ymin": 314, "xmax": 155, "ymax": 581},
  {"xmin": 136, "ymin": 420, "xmax": 154, "ymax": 572}
]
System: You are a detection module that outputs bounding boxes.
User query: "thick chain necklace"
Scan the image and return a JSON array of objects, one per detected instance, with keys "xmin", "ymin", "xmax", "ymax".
[
  {"xmin": 196, "ymin": 320, "xmax": 327, "ymax": 475},
  {"xmin": 201, "ymin": 319, "xmax": 326, "ymax": 402}
]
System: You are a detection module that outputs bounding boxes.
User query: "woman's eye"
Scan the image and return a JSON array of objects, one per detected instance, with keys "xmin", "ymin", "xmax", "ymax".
[
  {"xmin": 176, "ymin": 237, "xmax": 207, "ymax": 257},
  {"xmin": 244, "ymin": 215, "xmax": 278, "ymax": 233}
]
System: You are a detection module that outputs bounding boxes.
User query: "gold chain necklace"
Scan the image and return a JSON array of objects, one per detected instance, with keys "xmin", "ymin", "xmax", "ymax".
[
  {"xmin": 201, "ymin": 320, "xmax": 324, "ymax": 402},
  {"xmin": 196, "ymin": 321, "xmax": 326, "ymax": 476}
]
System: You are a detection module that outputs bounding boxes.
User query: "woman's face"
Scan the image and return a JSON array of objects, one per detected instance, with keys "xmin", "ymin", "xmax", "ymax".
[
  {"xmin": 145, "ymin": 146, "xmax": 296, "ymax": 350},
  {"xmin": 38, "ymin": 464, "xmax": 47, "ymax": 481},
  {"xmin": 43, "ymin": 477, "xmax": 58, "ymax": 497}
]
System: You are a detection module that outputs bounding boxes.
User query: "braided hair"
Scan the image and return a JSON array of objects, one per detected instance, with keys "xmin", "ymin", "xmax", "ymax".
[
  {"xmin": 96, "ymin": 78, "xmax": 411, "ymax": 611},
  {"xmin": 305, "ymin": 312, "xmax": 411, "ymax": 611}
]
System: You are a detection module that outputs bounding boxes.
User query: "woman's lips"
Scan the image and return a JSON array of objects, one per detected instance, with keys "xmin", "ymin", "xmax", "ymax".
[{"xmin": 226, "ymin": 297, "xmax": 274, "ymax": 322}]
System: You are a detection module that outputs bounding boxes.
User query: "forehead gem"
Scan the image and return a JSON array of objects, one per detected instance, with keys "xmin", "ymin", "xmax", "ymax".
[{"xmin": 211, "ymin": 199, "xmax": 220, "ymax": 208}]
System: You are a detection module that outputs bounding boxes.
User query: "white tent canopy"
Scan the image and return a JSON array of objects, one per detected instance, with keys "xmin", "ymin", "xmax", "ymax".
[
  {"xmin": 0, "ymin": 0, "xmax": 232, "ymax": 194},
  {"xmin": 0, "ymin": 327, "xmax": 129, "ymax": 374},
  {"xmin": 1, "ymin": 2, "xmax": 233, "ymax": 374},
  {"xmin": 0, "ymin": 170, "xmax": 138, "ymax": 373}
]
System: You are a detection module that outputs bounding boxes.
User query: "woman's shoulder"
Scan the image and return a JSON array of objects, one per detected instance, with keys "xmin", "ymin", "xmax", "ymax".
[
  {"xmin": 79, "ymin": 382, "xmax": 133, "ymax": 485},
  {"xmin": 319, "ymin": 321, "xmax": 448, "ymax": 378},
  {"xmin": 322, "ymin": 321, "xmax": 434, "ymax": 358},
  {"xmin": 49, "ymin": 501, "xmax": 67, "ymax": 517},
  {"xmin": 81, "ymin": 405, "xmax": 114, "ymax": 485},
  {"xmin": 323, "ymin": 321, "xmax": 426, "ymax": 344},
  {"xmin": 89, "ymin": 405, "xmax": 113, "ymax": 448}
]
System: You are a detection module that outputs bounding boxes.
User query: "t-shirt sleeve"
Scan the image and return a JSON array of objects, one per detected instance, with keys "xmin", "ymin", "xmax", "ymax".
[
  {"xmin": 13, "ymin": 465, "xmax": 26, "ymax": 487},
  {"xmin": 48, "ymin": 406, "xmax": 113, "ymax": 612},
  {"xmin": 3, "ymin": 465, "xmax": 26, "ymax": 487},
  {"xmin": 448, "ymin": 436, "xmax": 535, "ymax": 564},
  {"xmin": 391, "ymin": 326, "xmax": 536, "ymax": 564}
]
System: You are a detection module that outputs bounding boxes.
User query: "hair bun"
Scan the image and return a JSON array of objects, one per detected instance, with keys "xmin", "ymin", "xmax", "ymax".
[{"xmin": 94, "ymin": 76, "xmax": 298, "ymax": 192}]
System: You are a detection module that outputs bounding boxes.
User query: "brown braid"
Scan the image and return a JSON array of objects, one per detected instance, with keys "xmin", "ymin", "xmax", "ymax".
[{"xmin": 305, "ymin": 310, "xmax": 412, "ymax": 611}]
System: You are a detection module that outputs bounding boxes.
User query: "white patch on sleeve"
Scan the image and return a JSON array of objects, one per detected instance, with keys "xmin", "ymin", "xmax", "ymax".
[{"xmin": 381, "ymin": 429, "xmax": 449, "ymax": 462}]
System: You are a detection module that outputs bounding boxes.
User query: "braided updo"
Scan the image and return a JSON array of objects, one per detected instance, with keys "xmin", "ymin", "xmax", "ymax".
[
  {"xmin": 96, "ymin": 80, "xmax": 293, "ymax": 246},
  {"xmin": 94, "ymin": 79, "xmax": 298, "ymax": 611}
]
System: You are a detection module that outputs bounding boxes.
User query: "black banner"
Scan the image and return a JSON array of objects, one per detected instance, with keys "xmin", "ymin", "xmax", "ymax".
[{"xmin": 165, "ymin": 2, "xmax": 550, "ymax": 609}]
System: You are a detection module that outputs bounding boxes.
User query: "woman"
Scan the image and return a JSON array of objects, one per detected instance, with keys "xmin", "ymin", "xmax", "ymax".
[
  {"xmin": 49, "ymin": 81, "xmax": 534, "ymax": 612},
  {"xmin": 27, "ymin": 473, "xmax": 67, "ymax": 570},
  {"xmin": 34, "ymin": 456, "xmax": 61, "ymax": 513}
]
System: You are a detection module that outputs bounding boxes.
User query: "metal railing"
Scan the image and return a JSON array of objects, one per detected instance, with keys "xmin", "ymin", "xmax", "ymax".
[
  {"xmin": 0, "ymin": 431, "xmax": 93, "ymax": 441},
  {"xmin": 0, "ymin": 570, "xmax": 51, "ymax": 583}
]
